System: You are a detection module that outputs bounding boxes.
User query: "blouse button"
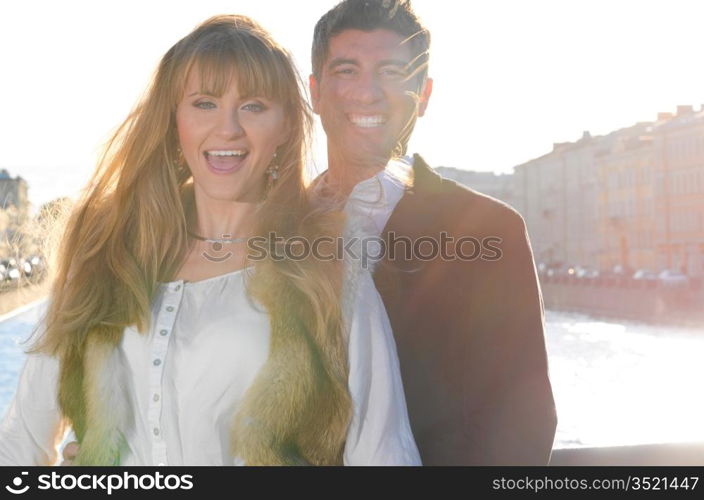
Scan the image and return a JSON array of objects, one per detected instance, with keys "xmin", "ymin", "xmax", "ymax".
[
  {"xmin": 153, "ymin": 394, "xmax": 160, "ymax": 402},
  {"xmin": 153, "ymin": 427, "xmax": 160, "ymax": 436},
  {"xmin": 153, "ymin": 359, "xmax": 162, "ymax": 366},
  {"xmin": 174, "ymin": 284, "xmax": 181, "ymax": 292},
  {"xmin": 166, "ymin": 306, "xmax": 175, "ymax": 312},
  {"xmin": 159, "ymin": 329, "xmax": 168, "ymax": 336}
]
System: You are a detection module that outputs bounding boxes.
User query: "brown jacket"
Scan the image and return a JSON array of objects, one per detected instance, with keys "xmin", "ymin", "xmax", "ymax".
[{"xmin": 372, "ymin": 155, "xmax": 557, "ymax": 465}]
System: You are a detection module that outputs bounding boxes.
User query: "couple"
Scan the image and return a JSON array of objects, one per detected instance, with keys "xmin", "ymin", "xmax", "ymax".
[{"xmin": 0, "ymin": 0, "xmax": 556, "ymax": 466}]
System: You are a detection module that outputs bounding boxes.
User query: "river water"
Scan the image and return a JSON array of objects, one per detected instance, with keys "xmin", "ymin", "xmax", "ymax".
[{"xmin": 1, "ymin": 303, "xmax": 703, "ymax": 449}]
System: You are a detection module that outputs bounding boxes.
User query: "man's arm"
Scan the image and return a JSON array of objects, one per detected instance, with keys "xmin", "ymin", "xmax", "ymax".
[{"xmin": 459, "ymin": 207, "xmax": 557, "ymax": 464}]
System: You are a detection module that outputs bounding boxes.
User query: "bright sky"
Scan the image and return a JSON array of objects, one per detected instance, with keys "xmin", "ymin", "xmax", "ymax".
[{"xmin": 1, "ymin": 0, "xmax": 703, "ymax": 207}]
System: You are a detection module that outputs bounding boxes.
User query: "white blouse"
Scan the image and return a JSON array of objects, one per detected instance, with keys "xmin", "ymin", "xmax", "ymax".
[
  {"xmin": 0, "ymin": 266, "xmax": 420, "ymax": 466},
  {"xmin": 0, "ymin": 161, "xmax": 421, "ymax": 466}
]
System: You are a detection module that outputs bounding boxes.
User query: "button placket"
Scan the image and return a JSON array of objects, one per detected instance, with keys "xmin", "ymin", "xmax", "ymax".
[{"xmin": 148, "ymin": 281, "xmax": 184, "ymax": 465}]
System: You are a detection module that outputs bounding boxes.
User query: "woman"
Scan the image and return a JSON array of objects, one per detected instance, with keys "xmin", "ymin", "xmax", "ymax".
[{"xmin": 0, "ymin": 15, "xmax": 419, "ymax": 465}]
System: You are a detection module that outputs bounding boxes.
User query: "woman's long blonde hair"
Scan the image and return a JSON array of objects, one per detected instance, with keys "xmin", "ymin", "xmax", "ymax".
[{"xmin": 32, "ymin": 15, "xmax": 351, "ymax": 465}]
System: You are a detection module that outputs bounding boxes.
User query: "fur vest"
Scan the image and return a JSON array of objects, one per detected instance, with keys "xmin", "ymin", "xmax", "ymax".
[
  {"xmin": 58, "ymin": 188, "xmax": 381, "ymax": 466},
  {"xmin": 59, "ymin": 270, "xmax": 354, "ymax": 466}
]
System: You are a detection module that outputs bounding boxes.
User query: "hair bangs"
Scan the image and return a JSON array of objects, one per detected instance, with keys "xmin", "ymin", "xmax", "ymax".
[{"xmin": 178, "ymin": 30, "xmax": 291, "ymax": 104}]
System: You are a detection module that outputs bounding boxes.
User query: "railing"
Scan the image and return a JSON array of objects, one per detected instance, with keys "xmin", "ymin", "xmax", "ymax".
[
  {"xmin": 550, "ymin": 442, "xmax": 704, "ymax": 466},
  {"xmin": 539, "ymin": 275, "xmax": 704, "ymax": 325}
]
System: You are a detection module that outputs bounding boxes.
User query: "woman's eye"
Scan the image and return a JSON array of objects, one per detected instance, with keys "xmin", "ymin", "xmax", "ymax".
[
  {"xmin": 194, "ymin": 101, "xmax": 215, "ymax": 110},
  {"xmin": 242, "ymin": 102, "xmax": 266, "ymax": 112}
]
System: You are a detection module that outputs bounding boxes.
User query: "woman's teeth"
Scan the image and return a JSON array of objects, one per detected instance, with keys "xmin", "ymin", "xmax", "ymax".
[{"xmin": 206, "ymin": 150, "xmax": 248, "ymax": 157}]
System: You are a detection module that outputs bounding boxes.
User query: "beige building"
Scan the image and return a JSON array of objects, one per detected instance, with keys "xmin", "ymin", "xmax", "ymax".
[
  {"xmin": 0, "ymin": 169, "xmax": 28, "ymax": 214},
  {"xmin": 513, "ymin": 104, "xmax": 704, "ymax": 276},
  {"xmin": 513, "ymin": 132, "xmax": 600, "ymax": 268},
  {"xmin": 595, "ymin": 123, "xmax": 656, "ymax": 271},
  {"xmin": 513, "ymin": 145, "xmax": 565, "ymax": 265},
  {"xmin": 652, "ymin": 106, "xmax": 704, "ymax": 276},
  {"xmin": 435, "ymin": 167, "xmax": 515, "ymax": 209}
]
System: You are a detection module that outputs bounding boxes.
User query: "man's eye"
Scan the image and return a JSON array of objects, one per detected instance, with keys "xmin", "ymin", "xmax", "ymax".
[
  {"xmin": 335, "ymin": 67, "xmax": 356, "ymax": 75},
  {"xmin": 380, "ymin": 67, "xmax": 406, "ymax": 78},
  {"xmin": 194, "ymin": 101, "xmax": 215, "ymax": 110}
]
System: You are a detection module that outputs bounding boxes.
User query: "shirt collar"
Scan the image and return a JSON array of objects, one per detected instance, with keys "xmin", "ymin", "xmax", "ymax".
[
  {"xmin": 346, "ymin": 156, "xmax": 414, "ymax": 206},
  {"xmin": 309, "ymin": 155, "xmax": 415, "ymax": 211}
]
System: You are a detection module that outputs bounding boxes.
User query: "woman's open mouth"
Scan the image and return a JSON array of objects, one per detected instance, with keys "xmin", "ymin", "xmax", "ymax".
[{"xmin": 204, "ymin": 150, "xmax": 249, "ymax": 174}]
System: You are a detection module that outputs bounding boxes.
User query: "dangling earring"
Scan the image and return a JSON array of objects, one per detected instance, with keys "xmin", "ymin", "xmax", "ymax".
[
  {"xmin": 175, "ymin": 146, "xmax": 185, "ymax": 168},
  {"xmin": 265, "ymin": 152, "xmax": 280, "ymax": 191}
]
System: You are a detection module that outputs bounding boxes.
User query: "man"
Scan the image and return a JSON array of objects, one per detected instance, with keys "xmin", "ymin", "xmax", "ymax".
[{"xmin": 309, "ymin": 0, "xmax": 556, "ymax": 464}]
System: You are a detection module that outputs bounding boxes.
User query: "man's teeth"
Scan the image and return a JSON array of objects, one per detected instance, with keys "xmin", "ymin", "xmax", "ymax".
[
  {"xmin": 349, "ymin": 115, "xmax": 386, "ymax": 128},
  {"xmin": 207, "ymin": 150, "xmax": 247, "ymax": 157}
]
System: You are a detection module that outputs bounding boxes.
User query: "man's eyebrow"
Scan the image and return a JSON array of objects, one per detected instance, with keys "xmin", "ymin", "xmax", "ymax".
[
  {"xmin": 327, "ymin": 57, "xmax": 411, "ymax": 72},
  {"xmin": 327, "ymin": 57, "xmax": 358, "ymax": 70},
  {"xmin": 377, "ymin": 59, "xmax": 411, "ymax": 68}
]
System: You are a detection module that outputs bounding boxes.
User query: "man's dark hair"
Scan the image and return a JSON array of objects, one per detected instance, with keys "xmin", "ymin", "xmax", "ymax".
[{"xmin": 312, "ymin": 0, "xmax": 430, "ymax": 86}]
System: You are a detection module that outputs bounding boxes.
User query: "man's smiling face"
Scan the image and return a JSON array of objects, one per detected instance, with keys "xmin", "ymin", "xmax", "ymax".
[{"xmin": 310, "ymin": 29, "xmax": 432, "ymax": 167}]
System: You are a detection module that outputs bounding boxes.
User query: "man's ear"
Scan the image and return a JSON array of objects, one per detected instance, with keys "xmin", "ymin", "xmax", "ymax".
[
  {"xmin": 309, "ymin": 74, "xmax": 321, "ymax": 115},
  {"xmin": 417, "ymin": 77, "xmax": 433, "ymax": 117}
]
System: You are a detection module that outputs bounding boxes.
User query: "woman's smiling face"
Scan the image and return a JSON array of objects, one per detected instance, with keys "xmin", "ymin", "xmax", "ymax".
[{"xmin": 176, "ymin": 68, "xmax": 288, "ymax": 203}]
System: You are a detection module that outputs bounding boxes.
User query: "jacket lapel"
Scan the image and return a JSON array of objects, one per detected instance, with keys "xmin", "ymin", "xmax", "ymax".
[
  {"xmin": 373, "ymin": 154, "xmax": 445, "ymax": 310},
  {"xmin": 380, "ymin": 154, "xmax": 444, "ymax": 240}
]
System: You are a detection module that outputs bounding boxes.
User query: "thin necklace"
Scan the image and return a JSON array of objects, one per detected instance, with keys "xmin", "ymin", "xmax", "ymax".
[{"xmin": 187, "ymin": 230, "xmax": 248, "ymax": 244}]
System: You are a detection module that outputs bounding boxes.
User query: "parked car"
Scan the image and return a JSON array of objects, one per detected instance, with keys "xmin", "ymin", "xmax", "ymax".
[
  {"xmin": 20, "ymin": 259, "xmax": 32, "ymax": 278},
  {"xmin": 575, "ymin": 266, "xmax": 600, "ymax": 280},
  {"xmin": 630, "ymin": 269, "xmax": 658, "ymax": 288},
  {"xmin": 536, "ymin": 262, "xmax": 548, "ymax": 278},
  {"xmin": 612, "ymin": 264, "xmax": 634, "ymax": 277},
  {"xmin": 0, "ymin": 258, "xmax": 17, "ymax": 273},
  {"xmin": 658, "ymin": 269, "xmax": 689, "ymax": 287},
  {"xmin": 26, "ymin": 255, "xmax": 46, "ymax": 282},
  {"xmin": 633, "ymin": 269, "xmax": 658, "ymax": 281},
  {"xmin": 545, "ymin": 264, "xmax": 574, "ymax": 284},
  {"xmin": 6, "ymin": 266, "xmax": 21, "ymax": 282},
  {"xmin": 0, "ymin": 259, "xmax": 18, "ymax": 283},
  {"xmin": 0, "ymin": 255, "xmax": 47, "ymax": 289}
]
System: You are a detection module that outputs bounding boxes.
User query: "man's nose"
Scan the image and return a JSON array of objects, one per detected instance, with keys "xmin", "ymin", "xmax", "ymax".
[
  {"xmin": 347, "ymin": 72, "xmax": 384, "ymax": 106},
  {"xmin": 215, "ymin": 109, "xmax": 245, "ymax": 139}
]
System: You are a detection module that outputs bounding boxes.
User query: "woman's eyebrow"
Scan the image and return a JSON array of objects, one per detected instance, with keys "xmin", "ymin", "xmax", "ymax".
[{"xmin": 186, "ymin": 91, "xmax": 220, "ymax": 98}]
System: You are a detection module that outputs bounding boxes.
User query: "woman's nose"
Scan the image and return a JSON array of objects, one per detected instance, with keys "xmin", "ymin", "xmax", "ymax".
[{"xmin": 215, "ymin": 109, "xmax": 245, "ymax": 139}]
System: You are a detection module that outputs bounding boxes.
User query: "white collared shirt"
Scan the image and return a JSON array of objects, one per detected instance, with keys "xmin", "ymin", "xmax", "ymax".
[{"xmin": 312, "ymin": 156, "xmax": 413, "ymax": 239}]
